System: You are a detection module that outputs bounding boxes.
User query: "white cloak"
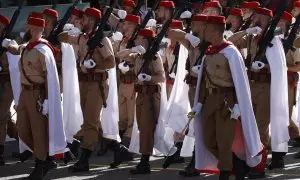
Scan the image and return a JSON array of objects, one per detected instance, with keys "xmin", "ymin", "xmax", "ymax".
[
  {"xmin": 6, "ymin": 52, "xmax": 21, "ymax": 105},
  {"xmin": 194, "ymin": 44, "xmax": 262, "ymax": 171}
]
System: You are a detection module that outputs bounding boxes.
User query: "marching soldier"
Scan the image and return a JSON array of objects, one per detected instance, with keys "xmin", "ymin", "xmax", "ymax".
[
  {"xmin": 240, "ymin": 1, "xmax": 260, "ymax": 30},
  {"xmin": 201, "ymin": 1, "xmax": 222, "ymax": 16},
  {"xmin": 123, "ymin": 0, "xmax": 136, "ymax": 14},
  {"xmin": 156, "ymin": 1, "xmax": 175, "ymax": 25},
  {"xmin": 3, "ymin": 17, "xmax": 66, "ymax": 179},
  {"xmin": 117, "ymin": 28, "xmax": 164, "ymax": 174},
  {"xmin": 229, "ymin": 7, "xmax": 290, "ymax": 178},
  {"xmin": 192, "ymin": 15, "xmax": 262, "ymax": 180},
  {"xmin": 42, "ymin": 8, "xmax": 59, "ymax": 38},
  {"xmin": 291, "ymin": 1, "xmax": 300, "ymax": 17},
  {"xmin": 0, "ymin": 15, "xmax": 18, "ymax": 166},
  {"xmin": 167, "ymin": 14, "xmax": 207, "ymax": 177},
  {"xmin": 226, "ymin": 8, "xmax": 243, "ymax": 33}
]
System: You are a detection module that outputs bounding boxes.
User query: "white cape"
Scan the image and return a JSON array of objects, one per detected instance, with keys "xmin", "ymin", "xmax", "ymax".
[
  {"xmin": 194, "ymin": 44, "xmax": 262, "ymax": 171},
  {"xmin": 61, "ymin": 43, "xmax": 83, "ymax": 143},
  {"xmin": 100, "ymin": 39, "xmax": 121, "ymax": 142},
  {"xmin": 35, "ymin": 43, "xmax": 66, "ymax": 156},
  {"xmin": 266, "ymin": 36, "xmax": 290, "ymax": 152},
  {"xmin": 6, "ymin": 52, "xmax": 21, "ymax": 104}
]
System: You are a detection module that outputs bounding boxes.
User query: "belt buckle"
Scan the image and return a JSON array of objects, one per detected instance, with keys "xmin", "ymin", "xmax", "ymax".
[{"xmin": 208, "ymin": 88, "xmax": 213, "ymax": 95}]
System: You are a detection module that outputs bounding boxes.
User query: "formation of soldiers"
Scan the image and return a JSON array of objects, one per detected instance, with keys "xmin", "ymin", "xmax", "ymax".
[{"xmin": 0, "ymin": 0, "xmax": 300, "ymax": 180}]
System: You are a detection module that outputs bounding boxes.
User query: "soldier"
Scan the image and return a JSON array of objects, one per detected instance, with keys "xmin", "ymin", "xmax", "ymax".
[
  {"xmin": 226, "ymin": 8, "xmax": 243, "ymax": 33},
  {"xmin": 201, "ymin": 1, "xmax": 222, "ymax": 16},
  {"xmin": 41, "ymin": 8, "xmax": 58, "ymax": 38},
  {"xmin": 167, "ymin": 14, "xmax": 207, "ymax": 177},
  {"xmin": 58, "ymin": 7, "xmax": 131, "ymax": 172},
  {"xmin": 291, "ymin": 1, "xmax": 300, "ymax": 17},
  {"xmin": 240, "ymin": 1, "xmax": 260, "ymax": 30},
  {"xmin": 156, "ymin": 1, "xmax": 175, "ymax": 25},
  {"xmin": 191, "ymin": 15, "xmax": 262, "ymax": 180},
  {"xmin": 3, "ymin": 17, "xmax": 66, "ymax": 179},
  {"xmin": 0, "ymin": 15, "xmax": 18, "ymax": 166},
  {"xmin": 116, "ymin": 28, "xmax": 164, "ymax": 174},
  {"xmin": 229, "ymin": 7, "xmax": 290, "ymax": 178},
  {"xmin": 123, "ymin": 0, "xmax": 136, "ymax": 14},
  {"xmin": 68, "ymin": 8, "xmax": 83, "ymax": 27},
  {"xmin": 117, "ymin": 14, "xmax": 140, "ymax": 144}
]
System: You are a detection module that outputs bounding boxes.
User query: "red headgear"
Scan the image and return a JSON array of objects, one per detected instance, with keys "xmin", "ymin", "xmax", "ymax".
[
  {"xmin": 138, "ymin": 28, "xmax": 156, "ymax": 38},
  {"xmin": 28, "ymin": 17, "xmax": 45, "ymax": 28},
  {"xmin": 207, "ymin": 15, "xmax": 226, "ymax": 24},
  {"xmin": 42, "ymin": 8, "xmax": 58, "ymax": 19},
  {"xmin": 84, "ymin": 7, "xmax": 102, "ymax": 19},
  {"xmin": 159, "ymin": 1, "xmax": 175, "ymax": 8},
  {"xmin": 0, "ymin": 15, "xmax": 10, "ymax": 25},
  {"xmin": 255, "ymin": 7, "xmax": 273, "ymax": 17},
  {"xmin": 125, "ymin": 14, "xmax": 141, "ymax": 24}
]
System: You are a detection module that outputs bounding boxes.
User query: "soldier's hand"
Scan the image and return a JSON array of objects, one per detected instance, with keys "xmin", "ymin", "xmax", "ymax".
[
  {"xmin": 63, "ymin": 23, "xmax": 75, "ymax": 31},
  {"xmin": 131, "ymin": 45, "xmax": 146, "ymax": 54},
  {"xmin": 118, "ymin": 60, "xmax": 130, "ymax": 74},
  {"xmin": 42, "ymin": 99, "xmax": 49, "ymax": 116},
  {"xmin": 185, "ymin": 34, "xmax": 200, "ymax": 48},
  {"xmin": 146, "ymin": 19, "xmax": 157, "ymax": 28},
  {"xmin": 2, "ymin": 38, "xmax": 12, "ymax": 48},
  {"xmin": 246, "ymin": 26, "xmax": 262, "ymax": 35},
  {"xmin": 192, "ymin": 65, "xmax": 201, "ymax": 74},
  {"xmin": 169, "ymin": 72, "xmax": 176, "ymax": 79},
  {"xmin": 224, "ymin": 30, "xmax": 233, "ymax": 39},
  {"xmin": 138, "ymin": 73, "xmax": 151, "ymax": 81},
  {"xmin": 68, "ymin": 27, "xmax": 81, "ymax": 36},
  {"xmin": 83, "ymin": 59, "xmax": 96, "ymax": 69},
  {"xmin": 251, "ymin": 61, "xmax": 265, "ymax": 71},
  {"xmin": 112, "ymin": 31, "xmax": 123, "ymax": 42},
  {"xmin": 229, "ymin": 104, "xmax": 241, "ymax": 120},
  {"xmin": 180, "ymin": 10, "xmax": 192, "ymax": 19},
  {"xmin": 117, "ymin": 10, "xmax": 127, "ymax": 20}
]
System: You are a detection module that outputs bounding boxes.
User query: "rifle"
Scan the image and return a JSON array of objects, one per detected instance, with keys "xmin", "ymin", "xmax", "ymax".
[
  {"xmin": 193, "ymin": 40, "xmax": 210, "ymax": 66},
  {"xmin": 126, "ymin": 0, "xmax": 162, "ymax": 49},
  {"xmin": 252, "ymin": 0, "xmax": 289, "ymax": 63},
  {"xmin": 0, "ymin": 0, "xmax": 24, "ymax": 57},
  {"xmin": 169, "ymin": 42, "xmax": 180, "ymax": 75},
  {"xmin": 137, "ymin": 8, "xmax": 184, "ymax": 75},
  {"xmin": 283, "ymin": 15, "xmax": 300, "ymax": 54},
  {"xmin": 47, "ymin": 0, "xmax": 80, "ymax": 46}
]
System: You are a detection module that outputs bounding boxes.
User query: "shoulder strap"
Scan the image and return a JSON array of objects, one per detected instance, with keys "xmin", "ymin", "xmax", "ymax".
[{"xmin": 20, "ymin": 49, "xmax": 42, "ymax": 85}]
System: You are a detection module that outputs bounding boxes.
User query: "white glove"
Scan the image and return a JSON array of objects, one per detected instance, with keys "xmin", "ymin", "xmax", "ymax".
[
  {"xmin": 146, "ymin": 18, "xmax": 157, "ymax": 27},
  {"xmin": 251, "ymin": 61, "xmax": 265, "ymax": 70},
  {"xmin": 42, "ymin": 99, "xmax": 49, "ymax": 116},
  {"xmin": 192, "ymin": 102, "xmax": 203, "ymax": 115},
  {"xmin": 192, "ymin": 65, "xmax": 201, "ymax": 74},
  {"xmin": 68, "ymin": 27, "xmax": 81, "ymax": 36},
  {"xmin": 230, "ymin": 104, "xmax": 241, "ymax": 120},
  {"xmin": 83, "ymin": 59, "xmax": 96, "ymax": 69},
  {"xmin": 20, "ymin": 32, "xmax": 25, "ymax": 39},
  {"xmin": 185, "ymin": 34, "xmax": 200, "ymax": 48},
  {"xmin": 223, "ymin": 30, "xmax": 233, "ymax": 39},
  {"xmin": 118, "ymin": 61, "xmax": 130, "ymax": 73},
  {"xmin": 117, "ymin": 10, "xmax": 127, "ymax": 20},
  {"xmin": 0, "ymin": 66, "xmax": 2, "ymax": 72},
  {"xmin": 162, "ymin": 37, "xmax": 171, "ymax": 47},
  {"xmin": 2, "ymin": 38, "xmax": 11, "ymax": 48},
  {"xmin": 131, "ymin": 45, "xmax": 146, "ymax": 54},
  {"xmin": 169, "ymin": 72, "xmax": 176, "ymax": 79},
  {"xmin": 63, "ymin": 23, "xmax": 74, "ymax": 31},
  {"xmin": 112, "ymin": 31, "xmax": 123, "ymax": 41},
  {"xmin": 138, "ymin": 73, "xmax": 151, "ymax": 81},
  {"xmin": 180, "ymin": 10, "xmax": 192, "ymax": 19},
  {"xmin": 246, "ymin": 26, "xmax": 262, "ymax": 35}
]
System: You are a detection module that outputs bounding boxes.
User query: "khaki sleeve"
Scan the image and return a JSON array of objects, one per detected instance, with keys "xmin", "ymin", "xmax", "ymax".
[
  {"xmin": 167, "ymin": 29, "xmax": 190, "ymax": 49},
  {"xmin": 38, "ymin": 50, "xmax": 47, "ymax": 72},
  {"xmin": 292, "ymin": 48, "xmax": 300, "ymax": 64},
  {"xmin": 228, "ymin": 31, "xmax": 248, "ymax": 49},
  {"xmin": 150, "ymin": 54, "xmax": 165, "ymax": 83},
  {"xmin": 58, "ymin": 31, "xmax": 80, "ymax": 45},
  {"xmin": 95, "ymin": 37, "xmax": 115, "ymax": 70}
]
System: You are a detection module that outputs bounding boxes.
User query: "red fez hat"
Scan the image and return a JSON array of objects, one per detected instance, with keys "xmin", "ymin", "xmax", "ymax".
[
  {"xmin": 281, "ymin": 11, "xmax": 293, "ymax": 23},
  {"xmin": 159, "ymin": 1, "xmax": 175, "ymax": 8},
  {"xmin": 28, "ymin": 17, "xmax": 45, "ymax": 28},
  {"xmin": 192, "ymin": 14, "xmax": 208, "ymax": 22},
  {"xmin": 123, "ymin": 0, "xmax": 136, "ymax": 7},
  {"xmin": 0, "ymin": 15, "xmax": 10, "ymax": 25},
  {"xmin": 203, "ymin": 1, "xmax": 221, "ymax": 10},
  {"xmin": 125, "ymin": 14, "xmax": 140, "ymax": 24},
  {"xmin": 230, "ymin": 8, "xmax": 243, "ymax": 17},
  {"xmin": 207, "ymin": 15, "xmax": 226, "ymax": 24},
  {"xmin": 241, "ymin": 1, "xmax": 260, "ymax": 9},
  {"xmin": 138, "ymin": 28, "xmax": 156, "ymax": 38},
  {"xmin": 294, "ymin": 1, "xmax": 300, "ymax": 8},
  {"xmin": 170, "ymin": 20, "xmax": 184, "ymax": 29},
  {"xmin": 255, "ymin": 7, "xmax": 273, "ymax": 17},
  {"xmin": 43, "ymin": 8, "xmax": 58, "ymax": 18},
  {"xmin": 28, "ymin": 12, "xmax": 42, "ymax": 19},
  {"xmin": 84, "ymin": 7, "xmax": 102, "ymax": 19},
  {"xmin": 71, "ymin": 8, "xmax": 83, "ymax": 17}
]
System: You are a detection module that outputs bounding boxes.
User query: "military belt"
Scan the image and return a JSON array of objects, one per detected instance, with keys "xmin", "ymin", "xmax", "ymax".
[
  {"xmin": 135, "ymin": 84, "xmax": 161, "ymax": 94},
  {"xmin": 78, "ymin": 72, "xmax": 108, "ymax": 82}
]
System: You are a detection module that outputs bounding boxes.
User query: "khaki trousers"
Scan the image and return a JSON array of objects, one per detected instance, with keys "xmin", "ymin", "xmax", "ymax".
[
  {"xmin": 250, "ymin": 82, "xmax": 271, "ymax": 147},
  {"xmin": 136, "ymin": 91, "xmax": 160, "ymax": 155},
  {"xmin": 202, "ymin": 92, "xmax": 236, "ymax": 171},
  {"xmin": 0, "ymin": 82, "xmax": 15, "ymax": 144},
  {"xmin": 118, "ymin": 82, "xmax": 135, "ymax": 138},
  {"xmin": 288, "ymin": 86, "xmax": 300, "ymax": 139},
  {"xmin": 76, "ymin": 81, "xmax": 108, "ymax": 151},
  {"xmin": 17, "ymin": 88, "xmax": 48, "ymax": 160}
]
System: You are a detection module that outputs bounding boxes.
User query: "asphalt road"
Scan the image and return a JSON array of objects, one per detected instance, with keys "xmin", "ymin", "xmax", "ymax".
[{"xmin": 1, "ymin": 141, "xmax": 300, "ymax": 180}]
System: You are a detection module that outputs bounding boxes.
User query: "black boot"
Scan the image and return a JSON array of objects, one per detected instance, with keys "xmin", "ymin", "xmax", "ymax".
[
  {"xmin": 0, "ymin": 145, "xmax": 4, "ymax": 165},
  {"xmin": 67, "ymin": 139, "xmax": 80, "ymax": 158},
  {"xmin": 119, "ymin": 130, "xmax": 125, "ymax": 140},
  {"xmin": 288, "ymin": 138, "xmax": 300, "ymax": 147},
  {"xmin": 68, "ymin": 148, "xmax": 92, "ymax": 173},
  {"xmin": 121, "ymin": 136, "xmax": 131, "ymax": 148},
  {"xmin": 19, "ymin": 150, "xmax": 33, "ymax": 162},
  {"xmin": 62, "ymin": 151, "xmax": 74, "ymax": 164},
  {"xmin": 96, "ymin": 140, "xmax": 108, "ymax": 156},
  {"xmin": 26, "ymin": 159, "xmax": 46, "ymax": 180},
  {"xmin": 163, "ymin": 142, "xmax": 185, "ymax": 169},
  {"xmin": 294, "ymin": 150, "xmax": 300, "ymax": 159},
  {"xmin": 268, "ymin": 152, "xmax": 285, "ymax": 170},
  {"xmin": 219, "ymin": 171, "xmax": 231, "ymax": 180},
  {"xmin": 233, "ymin": 153, "xmax": 250, "ymax": 180},
  {"xmin": 178, "ymin": 150, "xmax": 200, "ymax": 177},
  {"xmin": 44, "ymin": 155, "xmax": 58, "ymax": 174},
  {"xmin": 109, "ymin": 140, "xmax": 133, "ymax": 168},
  {"xmin": 130, "ymin": 154, "xmax": 151, "ymax": 174}
]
